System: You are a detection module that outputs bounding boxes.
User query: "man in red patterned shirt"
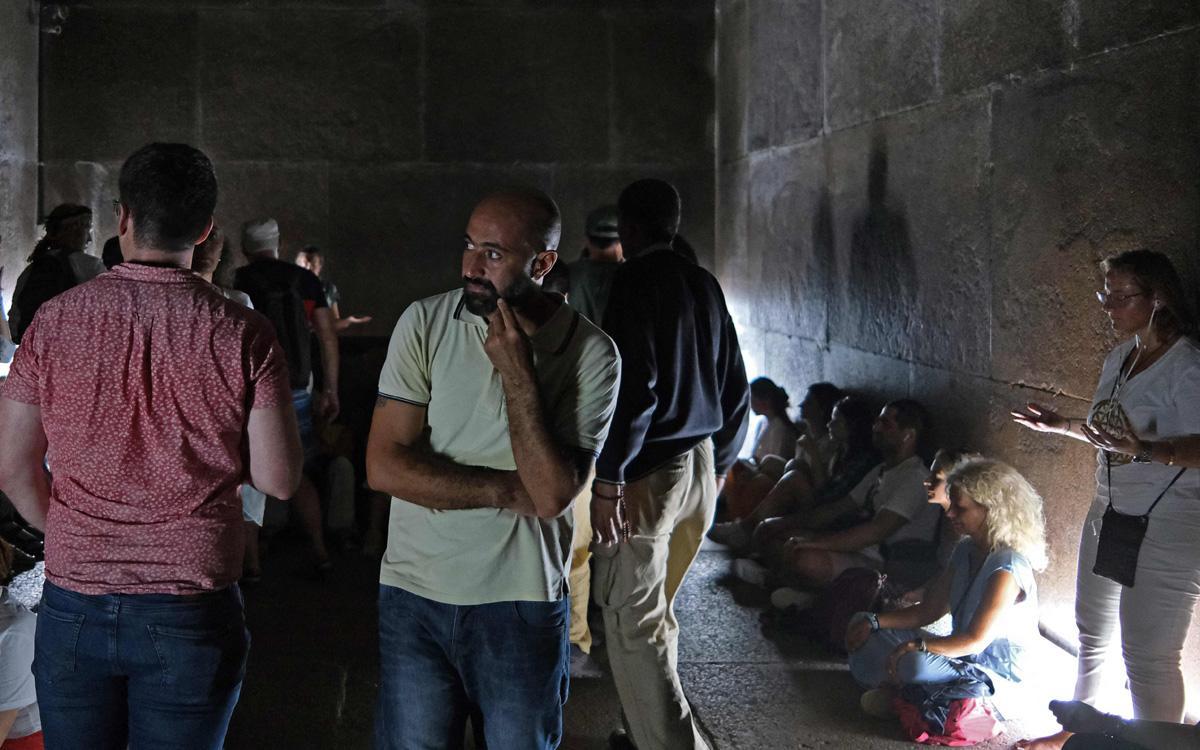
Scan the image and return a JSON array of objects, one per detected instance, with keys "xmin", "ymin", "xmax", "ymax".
[{"xmin": 0, "ymin": 143, "xmax": 302, "ymax": 750}]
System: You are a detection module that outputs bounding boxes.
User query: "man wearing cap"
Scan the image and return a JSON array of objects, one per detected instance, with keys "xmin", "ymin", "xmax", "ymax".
[
  {"xmin": 567, "ymin": 205, "xmax": 623, "ymax": 326},
  {"xmin": 234, "ymin": 218, "xmax": 337, "ymax": 573},
  {"xmin": 366, "ymin": 188, "xmax": 619, "ymax": 748},
  {"xmin": 591, "ymin": 179, "xmax": 749, "ymax": 750}
]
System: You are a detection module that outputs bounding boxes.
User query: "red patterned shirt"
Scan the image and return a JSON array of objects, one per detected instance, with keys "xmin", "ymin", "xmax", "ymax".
[{"xmin": 2, "ymin": 263, "xmax": 291, "ymax": 594}]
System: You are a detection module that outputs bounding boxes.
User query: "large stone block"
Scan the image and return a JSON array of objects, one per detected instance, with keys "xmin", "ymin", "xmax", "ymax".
[
  {"xmin": 747, "ymin": 141, "xmax": 830, "ymax": 343},
  {"xmin": 213, "ymin": 161, "xmax": 331, "ymax": 267},
  {"xmin": 823, "ymin": 343, "xmax": 910, "ymax": 405},
  {"xmin": 1077, "ymin": 0, "xmax": 1200, "ymax": 56},
  {"xmin": 716, "ymin": 0, "xmax": 749, "ymax": 163},
  {"xmin": 0, "ymin": 2, "xmax": 37, "ymax": 162},
  {"xmin": 940, "ymin": 0, "xmax": 1067, "ymax": 94},
  {"xmin": 41, "ymin": 7, "xmax": 198, "ymax": 162},
  {"xmin": 989, "ymin": 32, "xmax": 1200, "ymax": 396},
  {"xmin": 824, "ymin": 0, "xmax": 938, "ymax": 129},
  {"xmin": 200, "ymin": 9, "xmax": 421, "ymax": 162},
  {"xmin": 40, "ymin": 160, "xmax": 123, "ymax": 255},
  {"xmin": 760, "ymin": 332, "xmax": 824, "ymax": 409},
  {"xmin": 548, "ymin": 165, "xmax": 714, "ymax": 269},
  {"xmin": 827, "ymin": 94, "xmax": 992, "ymax": 373},
  {"xmin": 747, "ymin": 0, "xmax": 822, "ymax": 150},
  {"xmin": 327, "ymin": 163, "xmax": 554, "ymax": 335},
  {"xmin": 715, "ymin": 158, "xmax": 751, "ymax": 321},
  {"xmin": 611, "ymin": 11, "xmax": 714, "ymax": 164},
  {"xmin": 425, "ymin": 8, "xmax": 609, "ymax": 163},
  {"xmin": 0, "ymin": 160, "xmax": 39, "ymax": 300}
]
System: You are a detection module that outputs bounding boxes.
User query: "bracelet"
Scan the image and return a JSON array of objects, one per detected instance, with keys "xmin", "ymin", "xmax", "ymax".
[
  {"xmin": 592, "ymin": 481, "xmax": 624, "ymax": 501},
  {"xmin": 1165, "ymin": 441, "xmax": 1177, "ymax": 466},
  {"xmin": 864, "ymin": 612, "xmax": 880, "ymax": 632},
  {"xmin": 913, "ymin": 637, "xmax": 928, "ymax": 653}
]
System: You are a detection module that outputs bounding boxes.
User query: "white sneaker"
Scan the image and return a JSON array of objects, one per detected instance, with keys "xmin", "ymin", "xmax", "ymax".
[
  {"xmin": 732, "ymin": 558, "xmax": 769, "ymax": 587},
  {"xmin": 860, "ymin": 687, "xmax": 897, "ymax": 718},
  {"xmin": 707, "ymin": 521, "xmax": 751, "ymax": 549},
  {"xmin": 770, "ymin": 587, "xmax": 815, "ymax": 611}
]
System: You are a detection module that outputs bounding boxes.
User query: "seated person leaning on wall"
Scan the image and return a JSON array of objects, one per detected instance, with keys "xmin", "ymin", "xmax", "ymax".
[{"xmin": 845, "ymin": 458, "xmax": 1046, "ymax": 723}]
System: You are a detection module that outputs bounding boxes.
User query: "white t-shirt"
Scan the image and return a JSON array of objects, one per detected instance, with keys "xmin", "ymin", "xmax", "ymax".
[
  {"xmin": 1089, "ymin": 337, "xmax": 1200, "ymax": 518},
  {"xmin": 0, "ymin": 595, "xmax": 40, "ymax": 739},
  {"xmin": 751, "ymin": 414, "xmax": 799, "ymax": 462},
  {"xmin": 848, "ymin": 454, "xmax": 938, "ymax": 561}
]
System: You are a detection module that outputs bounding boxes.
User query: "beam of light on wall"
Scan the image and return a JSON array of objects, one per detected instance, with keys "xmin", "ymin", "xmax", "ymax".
[{"xmin": 728, "ymin": 309, "xmax": 764, "ymax": 459}]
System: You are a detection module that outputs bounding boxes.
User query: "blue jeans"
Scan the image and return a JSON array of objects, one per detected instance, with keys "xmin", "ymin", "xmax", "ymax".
[
  {"xmin": 292, "ymin": 388, "xmax": 317, "ymax": 465},
  {"xmin": 375, "ymin": 585, "xmax": 569, "ymax": 750},
  {"xmin": 848, "ymin": 627, "xmax": 968, "ymax": 688},
  {"xmin": 34, "ymin": 580, "xmax": 249, "ymax": 750}
]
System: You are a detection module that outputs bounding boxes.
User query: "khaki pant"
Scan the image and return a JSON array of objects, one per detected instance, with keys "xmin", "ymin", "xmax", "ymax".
[
  {"xmin": 592, "ymin": 441, "xmax": 715, "ymax": 750},
  {"xmin": 569, "ymin": 474, "xmax": 594, "ymax": 652}
]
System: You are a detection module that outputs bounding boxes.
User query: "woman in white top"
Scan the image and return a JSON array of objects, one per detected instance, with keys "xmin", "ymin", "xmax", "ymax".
[{"xmin": 1013, "ymin": 250, "xmax": 1200, "ymax": 749}]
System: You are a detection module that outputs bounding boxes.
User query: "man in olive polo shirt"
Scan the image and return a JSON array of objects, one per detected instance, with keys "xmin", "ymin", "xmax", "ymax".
[{"xmin": 366, "ymin": 188, "xmax": 620, "ymax": 750}]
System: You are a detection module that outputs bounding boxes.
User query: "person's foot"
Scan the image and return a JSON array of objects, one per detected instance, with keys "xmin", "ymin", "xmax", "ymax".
[
  {"xmin": 569, "ymin": 644, "xmax": 604, "ymax": 679},
  {"xmin": 770, "ymin": 587, "xmax": 815, "ymax": 611},
  {"xmin": 860, "ymin": 687, "xmax": 897, "ymax": 719},
  {"xmin": 1015, "ymin": 730, "xmax": 1073, "ymax": 749},
  {"xmin": 707, "ymin": 520, "xmax": 751, "ymax": 550},
  {"xmin": 607, "ymin": 728, "xmax": 637, "ymax": 750},
  {"xmin": 732, "ymin": 558, "xmax": 769, "ymax": 587}
]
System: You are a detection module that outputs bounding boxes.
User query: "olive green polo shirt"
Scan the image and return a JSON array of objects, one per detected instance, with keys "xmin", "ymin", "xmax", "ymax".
[{"xmin": 377, "ymin": 289, "xmax": 620, "ymax": 605}]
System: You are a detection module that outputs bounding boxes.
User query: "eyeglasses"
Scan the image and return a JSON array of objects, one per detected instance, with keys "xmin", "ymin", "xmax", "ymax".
[{"xmin": 1096, "ymin": 290, "xmax": 1146, "ymax": 307}]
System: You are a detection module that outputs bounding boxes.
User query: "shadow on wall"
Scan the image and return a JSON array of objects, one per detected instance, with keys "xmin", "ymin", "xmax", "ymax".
[{"xmin": 843, "ymin": 135, "xmax": 917, "ymax": 358}]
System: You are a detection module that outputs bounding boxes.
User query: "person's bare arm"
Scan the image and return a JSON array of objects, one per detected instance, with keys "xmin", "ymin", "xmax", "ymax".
[
  {"xmin": 365, "ymin": 396, "xmax": 535, "ymax": 514},
  {"xmin": 311, "ymin": 307, "xmax": 340, "ymax": 420},
  {"xmin": 0, "ymin": 399, "xmax": 50, "ymax": 530},
  {"xmin": 1011, "ymin": 402, "xmax": 1094, "ymax": 444},
  {"xmin": 923, "ymin": 570, "xmax": 1020, "ymax": 657},
  {"xmin": 0, "ymin": 708, "xmax": 19, "ymax": 742},
  {"xmin": 485, "ymin": 300, "xmax": 590, "ymax": 519},
  {"xmin": 804, "ymin": 494, "xmax": 860, "ymax": 530},
  {"xmin": 246, "ymin": 401, "xmax": 304, "ymax": 499},
  {"xmin": 800, "ymin": 509, "xmax": 908, "ymax": 554}
]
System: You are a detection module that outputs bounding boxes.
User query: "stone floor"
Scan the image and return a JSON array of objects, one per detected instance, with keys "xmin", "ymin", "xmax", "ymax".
[{"xmin": 226, "ymin": 536, "xmax": 1074, "ymax": 749}]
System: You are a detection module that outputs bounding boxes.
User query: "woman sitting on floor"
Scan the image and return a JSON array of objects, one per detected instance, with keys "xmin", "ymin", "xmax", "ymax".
[
  {"xmin": 709, "ymin": 394, "xmax": 876, "ymax": 554},
  {"xmin": 844, "ymin": 458, "xmax": 1046, "ymax": 722}
]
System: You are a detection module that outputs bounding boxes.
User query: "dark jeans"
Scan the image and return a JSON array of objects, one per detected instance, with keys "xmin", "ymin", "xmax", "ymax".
[
  {"xmin": 34, "ymin": 580, "xmax": 249, "ymax": 750},
  {"xmin": 1063, "ymin": 734, "xmax": 1147, "ymax": 749},
  {"xmin": 375, "ymin": 585, "xmax": 570, "ymax": 750}
]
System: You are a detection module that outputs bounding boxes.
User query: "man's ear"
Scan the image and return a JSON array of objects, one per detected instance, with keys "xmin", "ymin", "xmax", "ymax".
[
  {"xmin": 118, "ymin": 205, "xmax": 133, "ymax": 237},
  {"xmin": 531, "ymin": 250, "xmax": 558, "ymax": 282},
  {"xmin": 193, "ymin": 217, "xmax": 215, "ymax": 247}
]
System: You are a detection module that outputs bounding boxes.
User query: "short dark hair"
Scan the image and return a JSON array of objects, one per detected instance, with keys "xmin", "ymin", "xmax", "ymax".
[
  {"xmin": 750, "ymin": 377, "xmax": 790, "ymax": 415},
  {"xmin": 618, "ymin": 179, "xmax": 680, "ymax": 241},
  {"xmin": 118, "ymin": 143, "xmax": 217, "ymax": 253},
  {"xmin": 885, "ymin": 398, "xmax": 929, "ymax": 438}
]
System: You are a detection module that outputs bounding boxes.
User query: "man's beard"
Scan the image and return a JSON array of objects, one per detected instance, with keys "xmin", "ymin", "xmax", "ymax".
[{"xmin": 462, "ymin": 276, "xmax": 537, "ymax": 317}]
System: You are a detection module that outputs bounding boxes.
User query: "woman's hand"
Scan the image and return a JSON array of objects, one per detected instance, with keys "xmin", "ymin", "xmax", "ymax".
[
  {"xmin": 845, "ymin": 618, "xmax": 873, "ymax": 653},
  {"xmin": 886, "ymin": 639, "xmax": 921, "ymax": 683},
  {"xmin": 1080, "ymin": 422, "xmax": 1141, "ymax": 457},
  {"xmin": 1011, "ymin": 402, "xmax": 1070, "ymax": 434}
]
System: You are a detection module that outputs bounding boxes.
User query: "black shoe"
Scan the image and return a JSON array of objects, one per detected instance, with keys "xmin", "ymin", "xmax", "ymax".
[{"xmin": 608, "ymin": 729, "xmax": 636, "ymax": 750}]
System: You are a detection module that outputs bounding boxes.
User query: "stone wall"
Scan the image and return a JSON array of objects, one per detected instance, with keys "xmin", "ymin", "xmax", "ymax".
[
  {"xmin": 716, "ymin": 0, "xmax": 1200, "ymax": 701},
  {"xmin": 0, "ymin": 2, "xmax": 40, "ymax": 305},
  {"xmin": 37, "ymin": 0, "xmax": 714, "ymax": 336}
]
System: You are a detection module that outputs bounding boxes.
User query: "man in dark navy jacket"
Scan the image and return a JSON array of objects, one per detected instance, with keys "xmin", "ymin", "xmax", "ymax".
[{"xmin": 591, "ymin": 179, "xmax": 749, "ymax": 750}]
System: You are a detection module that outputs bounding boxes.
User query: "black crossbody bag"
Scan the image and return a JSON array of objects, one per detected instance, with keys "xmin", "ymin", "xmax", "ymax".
[{"xmin": 1094, "ymin": 463, "xmax": 1186, "ymax": 587}]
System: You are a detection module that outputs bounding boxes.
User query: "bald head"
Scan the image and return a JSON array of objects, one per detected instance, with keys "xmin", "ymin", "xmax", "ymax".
[{"xmin": 476, "ymin": 187, "xmax": 562, "ymax": 255}]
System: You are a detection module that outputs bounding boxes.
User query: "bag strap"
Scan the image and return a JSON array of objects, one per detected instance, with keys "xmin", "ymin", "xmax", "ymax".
[{"xmin": 1143, "ymin": 467, "xmax": 1186, "ymax": 518}]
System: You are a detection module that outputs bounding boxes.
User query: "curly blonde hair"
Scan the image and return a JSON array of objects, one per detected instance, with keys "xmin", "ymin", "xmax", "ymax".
[{"xmin": 946, "ymin": 458, "xmax": 1048, "ymax": 571}]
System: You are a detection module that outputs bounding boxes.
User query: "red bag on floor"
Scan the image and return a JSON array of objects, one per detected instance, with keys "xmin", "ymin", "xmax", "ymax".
[{"xmin": 894, "ymin": 697, "xmax": 1003, "ymax": 746}]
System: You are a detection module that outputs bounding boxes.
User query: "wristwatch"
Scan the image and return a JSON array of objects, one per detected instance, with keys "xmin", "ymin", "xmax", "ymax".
[
  {"xmin": 1132, "ymin": 443, "xmax": 1154, "ymax": 464},
  {"xmin": 913, "ymin": 637, "xmax": 927, "ymax": 653}
]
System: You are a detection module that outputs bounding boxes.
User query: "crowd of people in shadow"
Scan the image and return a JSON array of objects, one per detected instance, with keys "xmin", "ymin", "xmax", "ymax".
[
  {"xmin": 706, "ymin": 248, "xmax": 1200, "ymax": 749},
  {"xmin": 0, "ymin": 139, "xmax": 1198, "ymax": 750}
]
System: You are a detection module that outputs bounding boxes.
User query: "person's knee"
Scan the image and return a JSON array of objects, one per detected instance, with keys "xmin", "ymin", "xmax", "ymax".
[
  {"xmin": 790, "ymin": 549, "xmax": 832, "ymax": 586},
  {"xmin": 894, "ymin": 651, "xmax": 928, "ymax": 684}
]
